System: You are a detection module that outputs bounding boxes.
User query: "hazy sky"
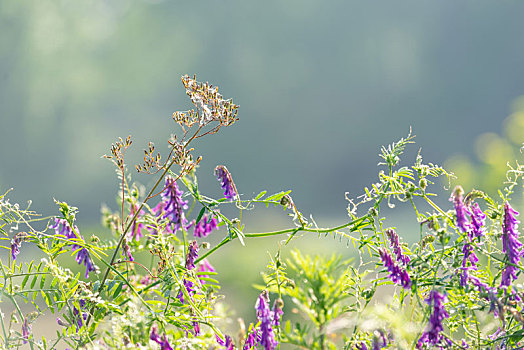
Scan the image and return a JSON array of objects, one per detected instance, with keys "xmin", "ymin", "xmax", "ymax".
[{"xmin": 1, "ymin": 0, "xmax": 523, "ymax": 225}]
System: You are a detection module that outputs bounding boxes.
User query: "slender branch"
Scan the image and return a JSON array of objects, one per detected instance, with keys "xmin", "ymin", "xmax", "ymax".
[{"xmin": 196, "ymin": 215, "xmax": 370, "ymax": 263}]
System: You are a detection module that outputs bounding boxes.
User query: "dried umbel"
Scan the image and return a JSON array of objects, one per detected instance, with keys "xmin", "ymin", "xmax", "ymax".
[
  {"xmin": 174, "ymin": 74, "xmax": 239, "ymax": 131},
  {"xmin": 139, "ymin": 75, "xmax": 236, "ymax": 176},
  {"xmin": 104, "ymin": 136, "xmax": 133, "ymax": 170}
]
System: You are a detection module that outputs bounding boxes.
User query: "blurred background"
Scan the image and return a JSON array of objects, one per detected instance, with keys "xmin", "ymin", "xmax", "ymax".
[{"xmin": 2, "ymin": 0, "xmax": 524, "ymax": 342}]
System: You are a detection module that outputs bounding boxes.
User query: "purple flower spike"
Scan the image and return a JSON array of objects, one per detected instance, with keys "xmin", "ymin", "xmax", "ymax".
[
  {"xmin": 450, "ymin": 186, "xmax": 471, "ymax": 233},
  {"xmin": 469, "ymin": 202, "xmax": 486, "ymax": 238},
  {"xmin": 416, "ymin": 290, "xmax": 451, "ymax": 349},
  {"xmin": 177, "ymin": 279, "xmax": 195, "ymax": 304},
  {"xmin": 460, "ymin": 243, "xmax": 480, "ymax": 287},
  {"xmin": 186, "ymin": 241, "xmax": 199, "ymax": 270},
  {"xmin": 193, "ymin": 321, "xmax": 200, "ymax": 336},
  {"xmin": 256, "ymin": 291, "xmax": 278, "ymax": 350},
  {"xmin": 161, "ymin": 176, "xmax": 188, "ymax": 231},
  {"xmin": 500, "ymin": 202, "xmax": 522, "ymax": 287},
  {"xmin": 243, "ymin": 326, "xmax": 260, "ymax": 350},
  {"xmin": 194, "ymin": 214, "xmax": 219, "ymax": 238},
  {"xmin": 462, "ymin": 244, "xmax": 479, "ymax": 268},
  {"xmin": 379, "ymin": 249, "xmax": 411, "ymax": 289},
  {"xmin": 73, "ymin": 300, "xmax": 88, "ymax": 330},
  {"xmin": 22, "ymin": 316, "xmax": 31, "ymax": 344},
  {"xmin": 272, "ymin": 299, "xmax": 284, "ymax": 326},
  {"xmin": 216, "ymin": 334, "xmax": 235, "ymax": 350},
  {"xmin": 215, "ymin": 165, "xmax": 238, "ymax": 201},
  {"xmin": 372, "ymin": 329, "xmax": 388, "ymax": 350},
  {"xmin": 357, "ymin": 342, "xmax": 368, "ymax": 350},
  {"xmin": 150, "ymin": 324, "xmax": 161, "ymax": 342},
  {"xmin": 51, "ymin": 218, "xmax": 96, "ymax": 278},
  {"xmin": 385, "ymin": 228, "xmax": 410, "ymax": 265},
  {"xmin": 197, "ymin": 259, "xmax": 216, "ymax": 283},
  {"xmin": 150, "ymin": 325, "xmax": 173, "ymax": 350},
  {"xmin": 76, "ymin": 248, "xmax": 96, "ymax": 278},
  {"xmin": 10, "ymin": 232, "xmax": 26, "ymax": 261}
]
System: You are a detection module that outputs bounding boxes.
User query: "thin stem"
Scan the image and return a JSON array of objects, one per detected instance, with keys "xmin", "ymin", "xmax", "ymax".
[{"xmin": 196, "ymin": 215, "xmax": 370, "ymax": 263}]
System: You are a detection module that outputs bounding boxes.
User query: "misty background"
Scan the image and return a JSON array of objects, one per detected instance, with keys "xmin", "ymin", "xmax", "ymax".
[{"xmin": 2, "ymin": 0, "xmax": 524, "ymax": 224}]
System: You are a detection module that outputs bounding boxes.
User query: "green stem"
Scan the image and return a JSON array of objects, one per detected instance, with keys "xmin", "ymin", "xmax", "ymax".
[{"xmin": 196, "ymin": 216, "xmax": 370, "ymax": 263}]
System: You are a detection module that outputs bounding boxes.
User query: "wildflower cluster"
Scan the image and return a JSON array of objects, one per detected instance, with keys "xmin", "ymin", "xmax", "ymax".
[{"xmin": 3, "ymin": 75, "xmax": 524, "ymax": 350}]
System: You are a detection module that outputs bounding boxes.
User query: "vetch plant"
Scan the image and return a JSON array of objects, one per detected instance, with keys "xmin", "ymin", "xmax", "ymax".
[{"xmin": 1, "ymin": 75, "xmax": 524, "ymax": 349}]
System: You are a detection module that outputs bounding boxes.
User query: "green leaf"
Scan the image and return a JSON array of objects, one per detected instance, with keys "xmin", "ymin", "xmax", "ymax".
[
  {"xmin": 40, "ymin": 274, "xmax": 46, "ymax": 290},
  {"xmin": 30, "ymin": 275, "xmax": 38, "ymax": 289},
  {"xmin": 113, "ymin": 282, "xmax": 124, "ymax": 299},
  {"xmin": 255, "ymin": 190, "xmax": 267, "ymax": 200},
  {"xmin": 21, "ymin": 274, "xmax": 30, "ymax": 289},
  {"xmin": 285, "ymin": 320, "xmax": 292, "ymax": 333},
  {"xmin": 265, "ymin": 190, "xmax": 292, "ymax": 202},
  {"xmin": 195, "ymin": 207, "xmax": 206, "ymax": 225}
]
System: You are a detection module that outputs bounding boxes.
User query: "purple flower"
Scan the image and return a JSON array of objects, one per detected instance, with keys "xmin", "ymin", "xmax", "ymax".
[
  {"xmin": 416, "ymin": 290, "xmax": 450, "ymax": 349},
  {"xmin": 51, "ymin": 218, "xmax": 96, "ymax": 278},
  {"xmin": 160, "ymin": 176, "xmax": 188, "ymax": 231},
  {"xmin": 450, "ymin": 186, "xmax": 471, "ymax": 233},
  {"xmin": 193, "ymin": 214, "xmax": 219, "ymax": 238},
  {"xmin": 243, "ymin": 326, "xmax": 260, "ymax": 350},
  {"xmin": 22, "ymin": 316, "xmax": 31, "ymax": 344},
  {"xmin": 488, "ymin": 289, "xmax": 504, "ymax": 318},
  {"xmin": 372, "ymin": 329, "xmax": 389, "ymax": 350},
  {"xmin": 356, "ymin": 342, "xmax": 368, "ymax": 350},
  {"xmin": 256, "ymin": 291, "xmax": 278, "ymax": 350},
  {"xmin": 489, "ymin": 327, "xmax": 504, "ymax": 340},
  {"xmin": 460, "ymin": 243, "xmax": 479, "ymax": 288},
  {"xmin": 56, "ymin": 317, "xmax": 68, "ymax": 327},
  {"xmin": 140, "ymin": 275, "xmax": 152, "ymax": 285},
  {"xmin": 385, "ymin": 228, "xmax": 410, "ymax": 265},
  {"xmin": 150, "ymin": 325, "xmax": 173, "ymax": 350},
  {"xmin": 129, "ymin": 203, "xmax": 145, "ymax": 241},
  {"xmin": 272, "ymin": 299, "xmax": 284, "ymax": 326},
  {"xmin": 75, "ymin": 247, "xmax": 96, "ymax": 278},
  {"xmin": 215, "ymin": 165, "xmax": 238, "ymax": 201},
  {"xmin": 10, "ymin": 232, "xmax": 26, "ymax": 260},
  {"xmin": 193, "ymin": 321, "xmax": 200, "ymax": 336},
  {"xmin": 177, "ymin": 279, "xmax": 195, "ymax": 304},
  {"xmin": 379, "ymin": 249, "xmax": 411, "ymax": 289},
  {"xmin": 216, "ymin": 334, "xmax": 235, "ymax": 350},
  {"xmin": 468, "ymin": 275, "xmax": 488, "ymax": 290},
  {"xmin": 186, "ymin": 241, "xmax": 199, "ymax": 270},
  {"xmin": 196, "ymin": 259, "xmax": 216, "ymax": 283},
  {"xmin": 500, "ymin": 202, "xmax": 522, "ymax": 287},
  {"xmin": 469, "ymin": 202, "xmax": 486, "ymax": 238},
  {"xmin": 73, "ymin": 300, "xmax": 88, "ymax": 330}
]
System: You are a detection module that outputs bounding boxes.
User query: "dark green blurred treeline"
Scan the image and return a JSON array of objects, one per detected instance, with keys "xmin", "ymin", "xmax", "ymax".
[{"xmin": 1, "ymin": 0, "xmax": 524, "ymax": 225}]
